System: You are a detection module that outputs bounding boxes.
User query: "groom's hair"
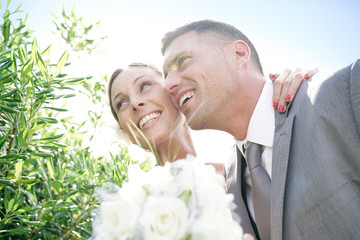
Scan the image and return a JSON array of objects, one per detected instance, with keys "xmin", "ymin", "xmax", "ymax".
[
  {"xmin": 161, "ymin": 19, "xmax": 263, "ymax": 75},
  {"xmin": 108, "ymin": 63, "xmax": 162, "ymax": 122}
]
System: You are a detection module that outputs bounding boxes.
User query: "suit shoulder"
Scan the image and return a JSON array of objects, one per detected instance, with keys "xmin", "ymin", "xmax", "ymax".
[{"xmin": 350, "ymin": 59, "xmax": 360, "ymax": 137}]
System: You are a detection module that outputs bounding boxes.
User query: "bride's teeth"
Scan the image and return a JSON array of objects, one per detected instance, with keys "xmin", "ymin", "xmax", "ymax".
[
  {"xmin": 179, "ymin": 91, "xmax": 194, "ymax": 107},
  {"xmin": 139, "ymin": 113, "xmax": 160, "ymax": 129}
]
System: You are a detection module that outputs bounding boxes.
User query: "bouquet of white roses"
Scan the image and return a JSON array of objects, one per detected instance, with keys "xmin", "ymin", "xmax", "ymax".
[{"xmin": 90, "ymin": 155, "xmax": 243, "ymax": 240}]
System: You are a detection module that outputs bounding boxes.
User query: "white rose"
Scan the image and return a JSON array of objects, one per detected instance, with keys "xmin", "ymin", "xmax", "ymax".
[
  {"xmin": 95, "ymin": 196, "xmax": 140, "ymax": 240},
  {"xmin": 141, "ymin": 196, "xmax": 189, "ymax": 240},
  {"xmin": 144, "ymin": 164, "xmax": 175, "ymax": 195},
  {"xmin": 175, "ymin": 159, "xmax": 226, "ymax": 206},
  {"xmin": 191, "ymin": 205, "xmax": 243, "ymax": 240},
  {"xmin": 128, "ymin": 163, "xmax": 175, "ymax": 196}
]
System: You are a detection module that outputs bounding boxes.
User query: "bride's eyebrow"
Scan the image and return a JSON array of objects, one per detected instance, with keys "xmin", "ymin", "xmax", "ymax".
[
  {"xmin": 133, "ymin": 75, "xmax": 146, "ymax": 84},
  {"xmin": 113, "ymin": 75, "xmax": 152, "ymax": 101},
  {"xmin": 112, "ymin": 91, "xmax": 123, "ymax": 102}
]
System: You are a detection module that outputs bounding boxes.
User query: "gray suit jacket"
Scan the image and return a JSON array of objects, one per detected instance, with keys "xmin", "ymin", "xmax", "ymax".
[{"xmin": 226, "ymin": 59, "xmax": 360, "ymax": 240}]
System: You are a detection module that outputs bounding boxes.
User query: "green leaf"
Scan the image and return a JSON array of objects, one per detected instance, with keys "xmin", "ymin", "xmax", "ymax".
[
  {"xmin": 33, "ymin": 134, "xmax": 65, "ymax": 142},
  {"xmin": 63, "ymin": 77, "xmax": 87, "ymax": 85},
  {"xmin": 47, "ymin": 158, "xmax": 55, "ymax": 180},
  {"xmin": 19, "ymin": 129, "xmax": 28, "ymax": 146},
  {"xmin": 15, "ymin": 160, "xmax": 23, "ymax": 181},
  {"xmin": 2, "ymin": 18, "xmax": 10, "ymax": 43},
  {"xmin": 21, "ymin": 58, "xmax": 34, "ymax": 79},
  {"xmin": 7, "ymin": 197, "xmax": 15, "ymax": 213},
  {"xmin": 0, "ymin": 50, "xmax": 11, "ymax": 58},
  {"xmin": 63, "ymin": 190, "xmax": 78, "ymax": 198},
  {"xmin": 0, "ymin": 57, "xmax": 11, "ymax": 64},
  {"xmin": 60, "ymin": 162, "xmax": 66, "ymax": 181},
  {"xmin": 19, "ymin": 176, "xmax": 36, "ymax": 184},
  {"xmin": 20, "ymin": 112, "xmax": 27, "ymax": 129},
  {"xmin": 41, "ymin": 44, "xmax": 52, "ymax": 57},
  {"xmin": 63, "ymin": 93, "xmax": 76, "ymax": 98},
  {"xmin": 53, "ymin": 50, "xmax": 69, "ymax": 77},
  {"xmin": 44, "ymin": 106, "xmax": 68, "ymax": 112},
  {"xmin": 33, "ymin": 152, "xmax": 54, "ymax": 158},
  {"xmin": 30, "ymin": 38, "xmax": 38, "ymax": 62},
  {"xmin": 0, "ymin": 154, "xmax": 20, "ymax": 163},
  {"xmin": 49, "ymin": 142, "xmax": 68, "ymax": 148},
  {"xmin": 36, "ymin": 50, "xmax": 47, "ymax": 78},
  {"xmin": 4, "ymin": 186, "xmax": 12, "ymax": 212},
  {"xmin": 0, "ymin": 135, "xmax": 8, "ymax": 149},
  {"xmin": 43, "ymin": 181, "xmax": 52, "ymax": 199},
  {"xmin": 37, "ymin": 117, "xmax": 58, "ymax": 124},
  {"xmin": 19, "ymin": 155, "xmax": 29, "ymax": 160},
  {"xmin": 11, "ymin": 50, "xmax": 17, "ymax": 72},
  {"xmin": 18, "ymin": 45, "xmax": 27, "ymax": 64},
  {"xmin": 0, "ymin": 72, "xmax": 15, "ymax": 84},
  {"xmin": 53, "ymin": 180, "xmax": 62, "ymax": 192},
  {"xmin": 178, "ymin": 189, "xmax": 192, "ymax": 203},
  {"xmin": 0, "ymin": 178, "xmax": 11, "ymax": 184},
  {"xmin": 0, "ymin": 228, "xmax": 31, "ymax": 235},
  {"xmin": 0, "ymin": 59, "xmax": 11, "ymax": 70},
  {"xmin": 0, "ymin": 89, "xmax": 17, "ymax": 99},
  {"xmin": 1, "ymin": 104, "xmax": 19, "ymax": 113},
  {"xmin": 19, "ymin": 220, "xmax": 46, "ymax": 226},
  {"xmin": 35, "ymin": 88, "xmax": 54, "ymax": 96}
]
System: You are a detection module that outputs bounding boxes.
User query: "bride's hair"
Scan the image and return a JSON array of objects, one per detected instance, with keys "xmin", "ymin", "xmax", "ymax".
[{"xmin": 108, "ymin": 63, "xmax": 163, "ymax": 122}]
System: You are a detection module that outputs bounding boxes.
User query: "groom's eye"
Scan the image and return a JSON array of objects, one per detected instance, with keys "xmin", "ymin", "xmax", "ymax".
[{"xmin": 178, "ymin": 56, "xmax": 189, "ymax": 69}]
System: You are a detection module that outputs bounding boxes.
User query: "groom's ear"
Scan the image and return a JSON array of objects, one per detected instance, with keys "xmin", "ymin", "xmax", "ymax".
[{"xmin": 233, "ymin": 40, "xmax": 251, "ymax": 66}]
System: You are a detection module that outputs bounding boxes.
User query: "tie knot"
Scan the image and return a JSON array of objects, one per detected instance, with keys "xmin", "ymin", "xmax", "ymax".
[{"xmin": 245, "ymin": 143, "xmax": 262, "ymax": 171}]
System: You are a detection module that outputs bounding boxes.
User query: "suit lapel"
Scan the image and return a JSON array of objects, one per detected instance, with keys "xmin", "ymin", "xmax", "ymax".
[
  {"xmin": 226, "ymin": 146, "xmax": 257, "ymax": 237},
  {"xmin": 271, "ymin": 111, "xmax": 295, "ymax": 240}
]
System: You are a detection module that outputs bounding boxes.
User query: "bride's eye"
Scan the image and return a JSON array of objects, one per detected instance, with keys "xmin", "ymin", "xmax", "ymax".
[
  {"xmin": 140, "ymin": 81, "xmax": 152, "ymax": 92},
  {"xmin": 116, "ymin": 100, "xmax": 127, "ymax": 111}
]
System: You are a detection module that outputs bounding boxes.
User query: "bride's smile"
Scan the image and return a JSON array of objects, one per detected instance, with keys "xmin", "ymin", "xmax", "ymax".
[{"xmin": 138, "ymin": 111, "xmax": 161, "ymax": 130}]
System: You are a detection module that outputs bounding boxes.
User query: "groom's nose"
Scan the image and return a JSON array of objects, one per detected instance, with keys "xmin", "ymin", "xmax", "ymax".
[{"xmin": 163, "ymin": 72, "xmax": 181, "ymax": 96}]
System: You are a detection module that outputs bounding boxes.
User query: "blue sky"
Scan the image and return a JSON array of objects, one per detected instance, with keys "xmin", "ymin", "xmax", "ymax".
[
  {"xmin": 6, "ymin": 0, "xmax": 360, "ymax": 78},
  {"xmin": 3, "ymin": 0, "xmax": 360, "ymax": 162}
]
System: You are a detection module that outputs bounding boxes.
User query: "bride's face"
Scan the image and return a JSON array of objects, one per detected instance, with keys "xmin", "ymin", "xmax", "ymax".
[{"xmin": 110, "ymin": 66, "xmax": 183, "ymax": 150}]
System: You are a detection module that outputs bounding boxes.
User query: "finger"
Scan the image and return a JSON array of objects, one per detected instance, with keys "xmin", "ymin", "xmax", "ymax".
[
  {"xmin": 278, "ymin": 68, "xmax": 300, "ymax": 112},
  {"xmin": 272, "ymin": 68, "xmax": 291, "ymax": 109},
  {"xmin": 285, "ymin": 68, "xmax": 319, "ymax": 104},
  {"xmin": 243, "ymin": 233, "xmax": 255, "ymax": 240},
  {"xmin": 269, "ymin": 73, "xmax": 280, "ymax": 82},
  {"xmin": 304, "ymin": 68, "xmax": 319, "ymax": 79},
  {"xmin": 285, "ymin": 71, "xmax": 306, "ymax": 103}
]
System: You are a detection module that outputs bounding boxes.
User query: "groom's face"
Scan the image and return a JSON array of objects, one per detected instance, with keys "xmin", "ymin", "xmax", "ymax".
[{"xmin": 162, "ymin": 31, "xmax": 236, "ymax": 130}]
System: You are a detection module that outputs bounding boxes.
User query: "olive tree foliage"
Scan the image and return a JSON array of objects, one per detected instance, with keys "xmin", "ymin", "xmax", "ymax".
[
  {"xmin": 52, "ymin": 5, "xmax": 107, "ymax": 55},
  {"xmin": 0, "ymin": 1, "xmax": 146, "ymax": 239}
]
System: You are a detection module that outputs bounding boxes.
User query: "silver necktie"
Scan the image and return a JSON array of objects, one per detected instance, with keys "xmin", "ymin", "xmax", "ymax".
[{"xmin": 246, "ymin": 143, "xmax": 271, "ymax": 240}]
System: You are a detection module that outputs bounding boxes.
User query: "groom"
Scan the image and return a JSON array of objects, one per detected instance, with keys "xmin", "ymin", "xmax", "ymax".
[{"xmin": 160, "ymin": 20, "xmax": 360, "ymax": 239}]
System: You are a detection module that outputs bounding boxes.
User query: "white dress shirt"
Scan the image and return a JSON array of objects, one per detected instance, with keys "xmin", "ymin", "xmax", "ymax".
[{"xmin": 235, "ymin": 81, "xmax": 275, "ymax": 221}]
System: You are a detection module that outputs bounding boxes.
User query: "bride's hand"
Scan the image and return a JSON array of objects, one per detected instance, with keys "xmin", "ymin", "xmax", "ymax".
[
  {"xmin": 270, "ymin": 68, "xmax": 319, "ymax": 112},
  {"xmin": 243, "ymin": 233, "xmax": 255, "ymax": 240}
]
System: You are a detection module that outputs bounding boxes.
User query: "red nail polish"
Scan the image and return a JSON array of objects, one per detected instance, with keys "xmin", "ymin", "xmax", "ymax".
[
  {"xmin": 286, "ymin": 94, "xmax": 291, "ymax": 101},
  {"xmin": 271, "ymin": 74, "xmax": 276, "ymax": 79},
  {"xmin": 273, "ymin": 101, "xmax": 278, "ymax": 108},
  {"xmin": 279, "ymin": 105, "xmax": 284, "ymax": 112},
  {"xmin": 304, "ymin": 73, "xmax": 310, "ymax": 78}
]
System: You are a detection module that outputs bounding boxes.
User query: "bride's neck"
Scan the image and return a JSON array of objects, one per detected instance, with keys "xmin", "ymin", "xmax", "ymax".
[{"xmin": 155, "ymin": 124, "xmax": 196, "ymax": 166}]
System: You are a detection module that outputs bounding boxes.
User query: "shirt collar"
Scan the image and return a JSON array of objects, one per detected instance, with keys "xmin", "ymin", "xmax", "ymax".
[{"xmin": 236, "ymin": 81, "xmax": 275, "ymax": 151}]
